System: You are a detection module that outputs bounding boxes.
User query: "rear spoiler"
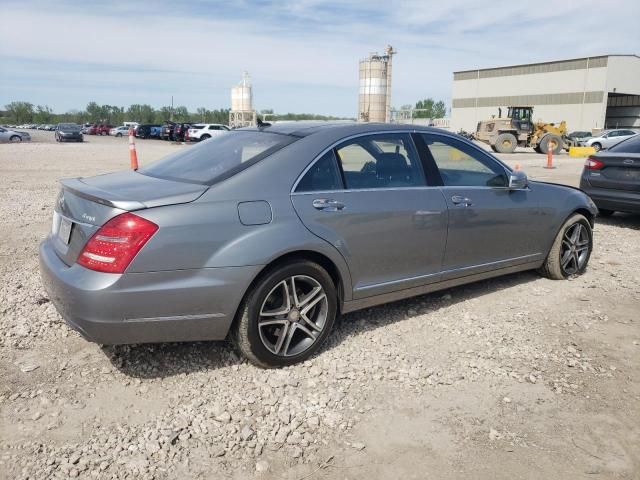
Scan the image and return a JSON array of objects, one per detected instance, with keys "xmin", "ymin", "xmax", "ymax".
[{"xmin": 59, "ymin": 178, "xmax": 146, "ymax": 211}]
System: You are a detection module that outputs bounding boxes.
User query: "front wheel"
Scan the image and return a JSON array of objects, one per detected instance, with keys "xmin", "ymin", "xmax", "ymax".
[
  {"xmin": 10, "ymin": 135, "xmax": 22, "ymax": 143},
  {"xmin": 233, "ymin": 260, "xmax": 337, "ymax": 367},
  {"xmin": 592, "ymin": 142, "xmax": 602, "ymax": 152},
  {"xmin": 539, "ymin": 213, "xmax": 593, "ymax": 280}
]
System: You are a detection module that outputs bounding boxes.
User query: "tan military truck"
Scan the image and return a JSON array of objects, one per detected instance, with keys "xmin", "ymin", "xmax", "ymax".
[{"xmin": 474, "ymin": 106, "xmax": 577, "ymax": 154}]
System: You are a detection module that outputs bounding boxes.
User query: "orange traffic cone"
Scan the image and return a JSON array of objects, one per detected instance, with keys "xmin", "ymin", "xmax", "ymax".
[
  {"xmin": 544, "ymin": 147, "xmax": 555, "ymax": 169},
  {"xmin": 128, "ymin": 127, "xmax": 139, "ymax": 170}
]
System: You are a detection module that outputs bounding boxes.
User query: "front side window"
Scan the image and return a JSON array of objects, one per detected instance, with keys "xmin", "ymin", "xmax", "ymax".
[
  {"xmin": 335, "ymin": 134, "xmax": 424, "ymax": 189},
  {"xmin": 295, "ymin": 150, "xmax": 343, "ymax": 192},
  {"xmin": 140, "ymin": 131, "xmax": 296, "ymax": 185},
  {"xmin": 421, "ymin": 134, "xmax": 507, "ymax": 187}
]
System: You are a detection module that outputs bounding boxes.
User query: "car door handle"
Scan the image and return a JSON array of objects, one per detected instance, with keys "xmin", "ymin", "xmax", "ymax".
[
  {"xmin": 451, "ymin": 195, "xmax": 473, "ymax": 207},
  {"xmin": 312, "ymin": 198, "xmax": 345, "ymax": 211}
]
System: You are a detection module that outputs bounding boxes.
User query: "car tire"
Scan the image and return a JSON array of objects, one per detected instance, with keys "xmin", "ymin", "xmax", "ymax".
[
  {"xmin": 539, "ymin": 134, "xmax": 563, "ymax": 155},
  {"xmin": 597, "ymin": 209, "xmax": 615, "ymax": 217},
  {"xmin": 592, "ymin": 142, "xmax": 602, "ymax": 152},
  {"xmin": 200, "ymin": 134, "xmax": 211, "ymax": 140},
  {"xmin": 539, "ymin": 213, "xmax": 593, "ymax": 280},
  {"xmin": 233, "ymin": 260, "xmax": 337, "ymax": 368},
  {"xmin": 494, "ymin": 133, "xmax": 517, "ymax": 153},
  {"xmin": 116, "ymin": 133, "xmax": 122, "ymax": 138},
  {"xmin": 10, "ymin": 135, "xmax": 23, "ymax": 143}
]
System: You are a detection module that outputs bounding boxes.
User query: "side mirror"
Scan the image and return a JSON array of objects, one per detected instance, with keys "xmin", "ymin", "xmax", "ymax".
[{"xmin": 509, "ymin": 170, "xmax": 528, "ymax": 190}]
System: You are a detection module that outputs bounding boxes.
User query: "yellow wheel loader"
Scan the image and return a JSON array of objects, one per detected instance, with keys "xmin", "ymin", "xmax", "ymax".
[{"xmin": 474, "ymin": 106, "xmax": 577, "ymax": 154}]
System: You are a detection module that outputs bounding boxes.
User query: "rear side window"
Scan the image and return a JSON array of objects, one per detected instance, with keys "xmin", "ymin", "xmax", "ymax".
[
  {"xmin": 140, "ymin": 131, "xmax": 296, "ymax": 185},
  {"xmin": 335, "ymin": 134, "xmax": 424, "ymax": 189},
  {"xmin": 296, "ymin": 151, "xmax": 343, "ymax": 192},
  {"xmin": 609, "ymin": 134, "xmax": 640, "ymax": 153}
]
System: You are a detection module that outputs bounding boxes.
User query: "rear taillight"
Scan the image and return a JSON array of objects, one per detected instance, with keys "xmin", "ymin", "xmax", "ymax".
[
  {"xmin": 585, "ymin": 157, "xmax": 604, "ymax": 170},
  {"xmin": 77, "ymin": 213, "xmax": 158, "ymax": 274}
]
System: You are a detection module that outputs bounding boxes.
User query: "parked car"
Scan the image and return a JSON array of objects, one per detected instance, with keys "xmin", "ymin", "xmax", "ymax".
[
  {"xmin": 0, "ymin": 126, "xmax": 31, "ymax": 143},
  {"xmin": 579, "ymin": 134, "xmax": 640, "ymax": 216},
  {"xmin": 55, "ymin": 123, "xmax": 83, "ymax": 142},
  {"xmin": 135, "ymin": 124, "xmax": 162, "ymax": 139},
  {"xmin": 581, "ymin": 129, "xmax": 639, "ymax": 151},
  {"xmin": 96, "ymin": 124, "xmax": 115, "ymax": 136},
  {"xmin": 110, "ymin": 126, "xmax": 131, "ymax": 137},
  {"xmin": 160, "ymin": 121, "xmax": 176, "ymax": 141},
  {"xmin": 39, "ymin": 123, "xmax": 598, "ymax": 367},
  {"xmin": 84, "ymin": 124, "xmax": 99, "ymax": 135},
  {"xmin": 568, "ymin": 131, "xmax": 592, "ymax": 141},
  {"xmin": 187, "ymin": 123, "xmax": 230, "ymax": 141}
]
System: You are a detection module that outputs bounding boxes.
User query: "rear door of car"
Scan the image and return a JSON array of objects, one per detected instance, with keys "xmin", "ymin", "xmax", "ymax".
[
  {"xmin": 415, "ymin": 132, "xmax": 544, "ymax": 279},
  {"xmin": 291, "ymin": 132, "xmax": 448, "ymax": 299}
]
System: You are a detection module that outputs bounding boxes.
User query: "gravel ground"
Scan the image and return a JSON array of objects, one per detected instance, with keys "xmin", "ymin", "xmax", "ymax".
[{"xmin": 1, "ymin": 131, "xmax": 639, "ymax": 479}]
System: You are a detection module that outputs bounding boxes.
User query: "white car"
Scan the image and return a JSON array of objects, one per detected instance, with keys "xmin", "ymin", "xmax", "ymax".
[
  {"xmin": 110, "ymin": 126, "xmax": 132, "ymax": 137},
  {"xmin": 187, "ymin": 123, "xmax": 230, "ymax": 141},
  {"xmin": 581, "ymin": 129, "xmax": 639, "ymax": 151}
]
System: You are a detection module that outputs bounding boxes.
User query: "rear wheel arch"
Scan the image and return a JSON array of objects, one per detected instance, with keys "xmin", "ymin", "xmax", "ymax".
[{"xmin": 244, "ymin": 250, "xmax": 346, "ymax": 310}]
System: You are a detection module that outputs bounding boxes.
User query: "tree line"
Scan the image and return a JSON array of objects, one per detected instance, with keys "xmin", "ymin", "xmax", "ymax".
[{"xmin": 2, "ymin": 101, "xmax": 351, "ymax": 126}]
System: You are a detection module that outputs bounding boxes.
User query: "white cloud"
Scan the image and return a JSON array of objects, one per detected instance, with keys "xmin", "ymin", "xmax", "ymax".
[{"xmin": 1, "ymin": 0, "xmax": 638, "ymax": 116}]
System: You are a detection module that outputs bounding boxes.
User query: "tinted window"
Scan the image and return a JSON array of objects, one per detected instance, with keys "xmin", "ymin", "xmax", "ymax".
[
  {"xmin": 296, "ymin": 150, "xmax": 343, "ymax": 192},
  {"xmin": 335, "ymin": 134, "xmax": 424, "ymax": 189},
  {"xmin": 209, "ymin": 125, "xmax": 221, "ymax": 130},
  {"xmin": 140, "ymin": 131, "xmax": 296, "ymax": 185},
  {"xmin": 609, "ymin": 134, "xmax": 640, "ymax": 153},
  {"xmin": 421, "ymin": 134, "xmax": 507, "ymax": 187}
]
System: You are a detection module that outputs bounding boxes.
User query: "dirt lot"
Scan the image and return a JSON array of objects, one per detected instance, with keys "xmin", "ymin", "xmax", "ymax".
[{"xmin": 1, "ymin": 131, "xmax": 639, "ymax": 479}]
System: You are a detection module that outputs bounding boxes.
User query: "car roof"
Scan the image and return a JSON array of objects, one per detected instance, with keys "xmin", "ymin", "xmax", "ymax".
[{"xmin": 239, "ymin": 121, "xmax": 454, "ymax": 138}]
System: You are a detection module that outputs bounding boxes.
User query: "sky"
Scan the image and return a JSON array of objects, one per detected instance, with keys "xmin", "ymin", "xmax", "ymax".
[{"xmin": 1, "ymin": 0, "xmax": 639, "ymax": 117}]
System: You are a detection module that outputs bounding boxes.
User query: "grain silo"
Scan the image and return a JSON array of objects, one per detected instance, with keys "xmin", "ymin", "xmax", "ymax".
[
  {"xmin": 358, "ymin": 45, "xmax": 396, "ymax": 123},
  {"xmin": 229, "ymin": 72, "xmax": 256, "ymax": 128}
]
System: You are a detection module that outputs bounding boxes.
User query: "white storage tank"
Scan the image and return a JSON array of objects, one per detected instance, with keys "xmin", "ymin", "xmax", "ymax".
[
  {"xmin": 358, "ymin": 46, "xmax": 395, "ymax": 123},
  {"xmin": 231, "ymin": 72, "xmax": 253, "ymax": 112}
]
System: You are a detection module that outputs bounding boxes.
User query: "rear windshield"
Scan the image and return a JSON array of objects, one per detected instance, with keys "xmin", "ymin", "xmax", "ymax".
[
  {"xmin": 139, "ymin": 131, "xmax": 297, "ymax": 185},
  {"xmin": 609, "ymin": 134, "xmax": 640, "ymax": 153}
]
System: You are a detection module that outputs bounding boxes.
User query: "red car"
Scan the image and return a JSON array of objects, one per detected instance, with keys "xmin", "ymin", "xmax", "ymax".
[
  {"xmin": 85, "ymin": 124, "xmax": 99, "ymax": 135},
  {"xmin": 96, "ymin": 124, "xmax": 115, "ymax": 136}
]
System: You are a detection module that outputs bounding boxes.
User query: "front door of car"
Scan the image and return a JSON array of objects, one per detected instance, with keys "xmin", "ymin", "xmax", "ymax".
[
  {"xmin": 416, "ymin": 133, "xmax": 545, "ymax": 279},
  {"xmin": 291, "ymin": 133, "xmax": 448, "ymax": 299}
]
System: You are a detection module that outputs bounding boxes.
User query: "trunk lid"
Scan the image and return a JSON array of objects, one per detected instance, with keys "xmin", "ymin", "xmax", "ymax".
[
  {"xmin": 587, "ymin": 152, "xmax": 640, "ymax": 192},
  {"xmin": 52, "ymin": 170, "xmax": 207, "ymax": 266}
]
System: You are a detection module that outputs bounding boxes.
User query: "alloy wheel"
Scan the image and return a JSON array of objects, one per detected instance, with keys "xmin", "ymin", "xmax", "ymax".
[
  {"xmin": 258, "ymin": 275, "xmax": 328, "ymax": 357},
  {"xmin": 560, "ymin": 222, "xmax": 590, "ymax": 275}
]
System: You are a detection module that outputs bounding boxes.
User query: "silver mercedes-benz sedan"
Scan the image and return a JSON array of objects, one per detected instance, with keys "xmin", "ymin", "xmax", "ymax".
[{"xmin": 39, "ymin": 122, "xmax": 597, "ymax": 367}]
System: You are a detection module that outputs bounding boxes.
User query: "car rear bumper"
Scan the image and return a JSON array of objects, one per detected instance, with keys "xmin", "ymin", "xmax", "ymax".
[
  {"xmin": 39, "ymin": 238, "xmax": 262, "ymax": 344},
  {"xmin": 580, "ymin": 179, "xmax": 640, "ymax": 213}
]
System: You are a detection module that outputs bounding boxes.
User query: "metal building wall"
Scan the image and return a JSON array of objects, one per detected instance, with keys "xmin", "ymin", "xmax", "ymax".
[{"xmin": 450, "ymin": 56, "xmax": 640, "ymax": 133}]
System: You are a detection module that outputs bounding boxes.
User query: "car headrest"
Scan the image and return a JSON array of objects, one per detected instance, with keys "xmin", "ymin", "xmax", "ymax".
[{"xmin": 376, "ymin": 152, "xmax": 410, "ymax": 179}]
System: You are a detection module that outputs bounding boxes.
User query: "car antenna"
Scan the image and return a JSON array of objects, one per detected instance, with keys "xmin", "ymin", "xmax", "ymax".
[{"xmin": 257, "ymin": 118, "xmax": 271, "ymax": 128}]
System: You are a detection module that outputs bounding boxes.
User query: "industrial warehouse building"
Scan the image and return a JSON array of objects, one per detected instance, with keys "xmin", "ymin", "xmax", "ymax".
[{"xmin": 450, "ymin": 55, "xmax": 640, "ymax": 134}]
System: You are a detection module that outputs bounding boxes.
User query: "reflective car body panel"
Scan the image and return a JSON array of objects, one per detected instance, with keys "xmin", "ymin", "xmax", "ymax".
[{"xmin": 39, "ymin": 123, "xmax": 597, "ymax": 345}]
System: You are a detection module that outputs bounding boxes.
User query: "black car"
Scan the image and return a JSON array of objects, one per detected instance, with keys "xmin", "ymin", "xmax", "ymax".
[
  {"xmin": 135, "ymin": 124, "xmax": 162, "ymax": 139},
  {"xmin": 580, "ymin": 134, "xmax": 640, "ymax": 216},
  {"xmin": 55, "ymin": 123, "xmax": 83, "ymax": 142}
]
